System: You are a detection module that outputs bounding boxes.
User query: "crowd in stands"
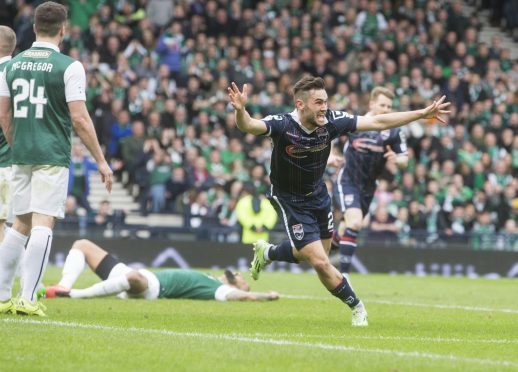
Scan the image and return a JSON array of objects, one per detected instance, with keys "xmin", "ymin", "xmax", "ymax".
[{"xmin": 4, "ymin": 0, "xmax": 517, "ymax": 249}]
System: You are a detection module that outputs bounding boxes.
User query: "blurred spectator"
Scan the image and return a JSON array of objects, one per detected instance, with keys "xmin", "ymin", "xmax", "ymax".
[
  {"xmin": 108, "ymin": 110, "xmax": 132, "ymax": 160},
  {"xmin": 146, "ymin": 0, "xmax": 174, "ymax": 29},
  {"xmin": 235, "ymin": 184, "xmax": 277, "ymax": 244},
  {"xmin": 90, "ymin": 200, "xmax": 113, "ymax": 230},
  {"xmin": 118, "ymin": 120, "xmax": 146, "ymax": 187},
  {"xmin": 189, "ymin": 191, "xmax": 210, "ymax": 228},
  {"xmin": 68, "ymin": 143, "xmax": 98, "ymax": 213},
  {"xmin": 165, "ymin": 167, "xmax": 191, "ymax": 213},
  {"xmin": 155, "ymin": 22, "xmax": 185, "ymax": 83},
  {"xmin": 146, "ymin": 149, "xmax": 173, "ymax": 213},
  {"xmin": 369, "ymin": 205, "xmax": 399, "ymax": 241}
]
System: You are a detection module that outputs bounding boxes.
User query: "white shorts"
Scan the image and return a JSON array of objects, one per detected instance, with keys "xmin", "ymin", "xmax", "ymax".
[
  {"xmin": 108, "ymin": 263, "xmax": 160, "ymax": 300},
  {"xmin": 11, "ymin": 164, "xmax": 69, "ymax": 219},
  {"xmin": 0, "ymin": 166, "xmax": 13, "ymax": 221}
]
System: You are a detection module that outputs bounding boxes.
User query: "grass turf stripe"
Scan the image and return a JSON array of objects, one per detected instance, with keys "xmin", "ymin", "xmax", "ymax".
[{"xmin": 3, "ymin": 318, "xmax": 518, "ymax": 368}]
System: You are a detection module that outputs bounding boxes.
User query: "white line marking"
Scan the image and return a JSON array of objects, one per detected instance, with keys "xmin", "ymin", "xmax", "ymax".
[
  {"xmin": 3, "ymin": 318, "xmax": 518, "ymax": 368},
  {"xmin": 281, "ymin": 294, "xmax": 518, "ymax": 314},
  {"xmin": 226, "ymin": 332, "xmax": 518, "ymax": 345}
]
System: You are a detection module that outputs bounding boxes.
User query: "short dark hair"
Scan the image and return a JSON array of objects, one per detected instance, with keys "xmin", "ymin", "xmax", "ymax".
[
  {"xmin": 293, "ymin": 75, "xmax": 326, "ymax": 101},
  {"xmin": 34, "ymin": 1, "xmax": 67, "ymax": 37}
]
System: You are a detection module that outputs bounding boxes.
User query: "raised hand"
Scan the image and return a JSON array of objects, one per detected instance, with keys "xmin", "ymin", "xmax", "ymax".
[
  {"xmin": 421, "ymin": 95, "xmax": 451, "ymax": 124},
  {"xmin": 227, "ymin": 82, "xmax": 248, "ymax": 111}
]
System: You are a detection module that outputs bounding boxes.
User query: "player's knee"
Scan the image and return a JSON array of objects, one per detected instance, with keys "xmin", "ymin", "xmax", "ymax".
[
  {"xmin": 71, "ymin": 239, "xmax": 89, "ymax": 252},
  {"xmin": 346, "ymin": 221, "xmax": 362, "ymax": 231},
  {"xmin": 310, "ymin": 258, "xmax": 333, "ymax": 274},
  {"xmin": 126, "ymin": 271, "xmax": 147, "ymax": 293}
]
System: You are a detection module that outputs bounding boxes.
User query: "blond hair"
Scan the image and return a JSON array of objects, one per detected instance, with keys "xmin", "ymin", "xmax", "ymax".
[{"xmin": 370, "ymin": 86, "xmax": 395, "ymax": 102}]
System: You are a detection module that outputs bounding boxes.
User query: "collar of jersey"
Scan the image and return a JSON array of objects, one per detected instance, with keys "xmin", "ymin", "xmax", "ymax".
[
  {"xmin": 31, "ymin": 41, "xmax": 60, "ymax": 52},
  {"xmin": 0, "ymin": 56, "xmax": 11, "ymax": 65},
  {"xmin": 289, "ymin": 109, "xmax": 328, "ymax": 134}
]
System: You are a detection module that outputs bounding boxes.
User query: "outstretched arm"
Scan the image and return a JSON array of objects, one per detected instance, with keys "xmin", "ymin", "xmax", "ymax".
[
  {"xmin": 357, "ymin": 96, "xmax": 450, "ymax": 132},
  {"xmin": 227, "ymin": 82, "xmax": 268, "ymax": 135},
  {"xmin": 225, "ymin": 289, "xmax": 280, "ymax": 301}
]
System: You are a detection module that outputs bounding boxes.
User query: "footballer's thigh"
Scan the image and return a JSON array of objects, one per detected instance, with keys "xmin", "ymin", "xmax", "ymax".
[
  {"xmin": 71, "ymin": 239, "xmax": 111, "ymax": 270},
  {"xmin": 268, "ymin": 191, "xmax": 321, "ymax": 251},
  {"xmin": 344, "ymin": 208, "xmax": 364, "ymax": 231},
  {"xmin": 12, "ymin": 164, "xmax": 69, "ymax": 220}
]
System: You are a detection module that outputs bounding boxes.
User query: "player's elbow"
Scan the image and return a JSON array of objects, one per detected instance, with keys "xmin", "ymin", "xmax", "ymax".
[{"xmin": 71, "ymin": 113, "xmax": 89, "ymax": 131}]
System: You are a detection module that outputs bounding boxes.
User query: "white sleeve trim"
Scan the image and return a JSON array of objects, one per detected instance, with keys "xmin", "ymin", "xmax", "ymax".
[
  {"xmin": 215, "ymin": 284, "xmax": 238, "ymax": 301},
  {"xmin": 64, "ymin": 60, "xmax": 86, "ymax": 102},
  {"xmin": 0, "ymin": 69, "xmax": 9, "ymax": 97}
]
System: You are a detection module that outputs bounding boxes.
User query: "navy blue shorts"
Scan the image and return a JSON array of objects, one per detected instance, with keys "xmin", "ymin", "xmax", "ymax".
[
  {"xmin": 336, "ymin": 178, "xmax": 374, "ymax": 217},
  {"xmin": 267, "ymin": 183, "xmax": 334, "ymax": 250}
]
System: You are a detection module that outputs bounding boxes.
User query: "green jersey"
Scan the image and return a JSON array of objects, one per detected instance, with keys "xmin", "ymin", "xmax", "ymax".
[
  {"xmin": 154, "ymin": 269, "xmax": 234, "ymax": 301},
  {"xmin": 0, "ymin": 41, "xmax": 86, "ymax": 167},
  {"xmin": 0, "ymin": 56, "xmax": 11, "ymax": 167}
]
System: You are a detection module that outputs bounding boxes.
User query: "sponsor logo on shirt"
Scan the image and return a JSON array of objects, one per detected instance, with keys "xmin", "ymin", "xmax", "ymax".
[
  {"xmin": 285, "ymin": 143, "xmax": 328, "ymax": 158},
  {"xmin": 22, "ymin": 50, "xmax": 51, "ymax": 59}
]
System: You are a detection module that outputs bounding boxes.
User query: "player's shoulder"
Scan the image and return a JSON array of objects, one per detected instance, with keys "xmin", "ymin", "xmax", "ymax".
[
  {"xmin": 262, "ymin": 112, "xmax": 292, "ymax": 124},
  {"xmin": 325, "ymin": 109, "xmax": 356, "ymax": 123}
]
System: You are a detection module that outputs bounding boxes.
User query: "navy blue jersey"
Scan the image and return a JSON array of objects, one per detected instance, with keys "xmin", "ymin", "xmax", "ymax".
[
  {"xmin": 261, "ymin": 109, "xmax": 357, "ymax": 196},
  {"xmin": 340, "ymin": 126, "xmax": 407, "ymax": 191}
]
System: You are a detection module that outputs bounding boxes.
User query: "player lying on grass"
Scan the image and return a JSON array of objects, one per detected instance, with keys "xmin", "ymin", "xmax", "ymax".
[{"xmin": 44, "ymin": 239, "xmax": 279, "ymax": 302}]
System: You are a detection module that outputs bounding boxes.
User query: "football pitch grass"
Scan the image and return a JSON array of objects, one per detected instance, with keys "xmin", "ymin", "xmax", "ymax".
[{"xmin": 2, "ymin": 267, "xmax": 518, "ymax": 371}]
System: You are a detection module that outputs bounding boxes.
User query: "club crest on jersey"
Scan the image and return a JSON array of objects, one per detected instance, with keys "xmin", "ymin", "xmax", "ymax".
[
  {"xmin": 316, "ymin": 127, "xmax": 329, "ymax": 141},
  {"xmin": 344, "ymin": 194, "xmax": 354, "ymax": 205},
  {"xmin": 381, "ymin": 130, "xmax": 391, "ymax": 140},
  {"xmin": 292, "ymin": 224, "xmax": 304, "ymax": 240}
]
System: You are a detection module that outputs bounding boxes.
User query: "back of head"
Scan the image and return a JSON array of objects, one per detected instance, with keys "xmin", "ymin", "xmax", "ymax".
[
  {"xmin": 293, "ymin": 75, "xmax": 326, "ymax": 102},
  {"xmin": 34, "ymin": 1, "xmax": 68, "ymax": 37},
  {"xmin": 0, "ymin": 26, "xmax": 16, "ymax": 56}
]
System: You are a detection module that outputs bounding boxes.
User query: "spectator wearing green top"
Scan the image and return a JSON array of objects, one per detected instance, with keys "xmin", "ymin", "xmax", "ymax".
[
  {"xmin": 68, "ymin": 144, "xmax": 98, "ymax": 214},
  {"xmin": 147, "ymin": 149, "xmax": 172, "ymax": 213},
  {"xmin": 221, "ymin": 138, "xmax": 245, "ymax": 168},
  {"xmin": 119, "ymin": 120, "xmax": 146, "ymax": 187}
]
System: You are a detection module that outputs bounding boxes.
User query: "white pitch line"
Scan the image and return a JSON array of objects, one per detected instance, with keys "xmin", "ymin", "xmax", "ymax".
[
  {"xmin": 226, "ymin": 333, "xmax": 518, "ymax": 345},
  {"xmin": 281, "ymin": 294, "xmax": 518, "ymax": 314},
  {"xmin": 3, "ymin": 318, "xmax": 518, "ymax": 368}
]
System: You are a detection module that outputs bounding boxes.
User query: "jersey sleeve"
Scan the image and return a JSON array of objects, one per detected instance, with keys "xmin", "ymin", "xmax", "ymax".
[
  {"xmin": 64, "ymin": 60, "xmax": 87, "ymax": 102},
  {"xmin": 330, "ymin": 110, "xmax": 357, "ymax": 135},
  {"xmin": 391, "ymin": 129, "xmax": 408, "ymax": 155},
  {"xmin": 0, "ymin": 69, "xmax": 9, "ymax": 97},
  {"xmin": 214, "ymin": 284, "xmax": 238, "ymax": 301},
  {"xmin": 260, "ymin": 114, "xmax": 287, "ymax": 138}
]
